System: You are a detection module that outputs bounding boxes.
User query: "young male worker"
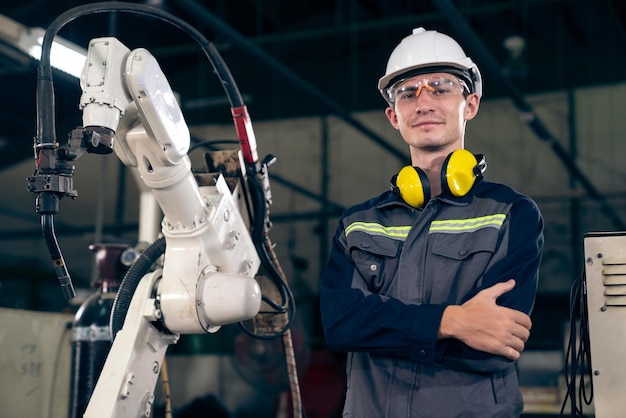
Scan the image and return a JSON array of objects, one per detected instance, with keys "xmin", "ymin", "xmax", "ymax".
[{"xmin": 320, "ymin": 27, "xmax": 544, "ymax": 417}]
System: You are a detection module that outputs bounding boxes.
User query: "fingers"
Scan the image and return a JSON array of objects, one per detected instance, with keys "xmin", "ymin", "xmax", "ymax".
[
  {"xmin": 480, "ymin": 279, "xmax": 516, "ymax": 301},
  {"xmin": 488, "ymin": 331, "xmax": 525, "ymax": 360},
  {"xmin": 507, "ymin": 327, "xmax": 528, "ymax": 348},
  {"xmin": 500, "ymin": 316, "xmax": 531, "ymax": 359},
  {"xmin": 513, "ymin": 310, "xmax": 532, "ymax": 330},
  {"xmin": 503, "ymin": 345, "xmax": 522, "ymax": 361},
  {"xmin": 479, "ymin": 279, "xmax": 533, "ymax": 330},
  {"xmin": 511, "ymin": 321, "xmax": 531, "ymax": 342},
  {"xmin": 476, "ymin": 330, "xmax": 525, "ymax": 360}
]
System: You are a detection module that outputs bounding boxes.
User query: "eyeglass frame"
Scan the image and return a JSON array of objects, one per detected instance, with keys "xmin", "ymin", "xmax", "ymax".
[{"xmin": 385, "ymin": 75, "xmax": 470, "ymax": 105}]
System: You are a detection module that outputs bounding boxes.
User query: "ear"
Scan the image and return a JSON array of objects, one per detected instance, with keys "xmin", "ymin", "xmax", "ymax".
[
  {"xmin": 464, "ymin": 93, "xmax": 480, "ymax": 121},
  {"xmin": 385, "ymin": 106, "xmax": 399, "ymax": 129}
]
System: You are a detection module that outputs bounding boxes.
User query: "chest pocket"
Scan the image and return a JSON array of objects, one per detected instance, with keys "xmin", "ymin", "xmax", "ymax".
[
  {"xmin": 430, "ymin": 227, "xmax": 498, "ymax": 260},
  {"xmin": 348, "ymin": 233, "xmax": 402, "ymax": 294},
  {"xmin": 427, "ymin": 227, "xmax": 499, "ymax": 303}
]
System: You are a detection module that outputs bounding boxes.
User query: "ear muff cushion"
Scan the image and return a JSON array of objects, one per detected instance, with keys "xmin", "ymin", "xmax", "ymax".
[
  {"xmin": 442, "ymin": 149, "xmax": 479, "ymax": 197},
  {"xmin": 395, "ymin": 165, "xmax": 430, "ymax": 208}
]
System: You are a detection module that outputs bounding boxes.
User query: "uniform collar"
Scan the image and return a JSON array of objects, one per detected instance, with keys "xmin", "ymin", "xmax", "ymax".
[{"xmin": 377, "ymin": 177, "xmax": 484, "ymax": 210}]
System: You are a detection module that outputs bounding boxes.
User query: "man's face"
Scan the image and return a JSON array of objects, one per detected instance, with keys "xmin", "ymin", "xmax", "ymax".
[{"xmin": 384, "ymin": 72, "xmax": 480, "ymax": 153}]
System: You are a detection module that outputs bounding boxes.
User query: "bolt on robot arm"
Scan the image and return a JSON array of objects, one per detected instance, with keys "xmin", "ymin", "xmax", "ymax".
[{"xmin": 78, "ymin": 37, "xmax": 262, "ymax": 417}]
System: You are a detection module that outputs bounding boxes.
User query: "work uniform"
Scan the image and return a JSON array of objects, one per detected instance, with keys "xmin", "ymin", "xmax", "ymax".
[{"xmin": 320, "ymin": 177, "xmax": 544, "ymax": 418}]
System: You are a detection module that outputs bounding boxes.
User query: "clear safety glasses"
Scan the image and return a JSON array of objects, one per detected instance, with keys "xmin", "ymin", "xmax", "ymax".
[{"xmin": 387, "ymin": 76, "xmax": 469, "ymax": 104}]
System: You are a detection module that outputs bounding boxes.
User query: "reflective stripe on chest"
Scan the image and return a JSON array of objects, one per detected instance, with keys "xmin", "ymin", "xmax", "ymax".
[
  {"xmin": 345, "ymin": 222, "xmax": 411, "ymax": 240},
  {"xmin": 428, "ymin": 213, "xmax": 506, "ymax": 234},
  {"xmin": 345, "ymin": 213, "xmax": 506, "ymax": 240}
]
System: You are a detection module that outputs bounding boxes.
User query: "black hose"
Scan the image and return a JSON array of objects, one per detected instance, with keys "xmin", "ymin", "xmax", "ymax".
[
  {"xmin": 41, "ymin": 212, "xmax": 75, "ymax": 299},
  {"xmin": 109, "ymin": 237, "xmax": 166, "ymax": 339},
  {"xmin": 241, "ymin": 167, "xmax": 296, "ymax": 339}
]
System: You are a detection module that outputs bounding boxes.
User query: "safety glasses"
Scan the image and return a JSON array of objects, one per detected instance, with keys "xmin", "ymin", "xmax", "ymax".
[{"xmin": 387, "ymin": 76, "xmax": 468, "ymax": 104}]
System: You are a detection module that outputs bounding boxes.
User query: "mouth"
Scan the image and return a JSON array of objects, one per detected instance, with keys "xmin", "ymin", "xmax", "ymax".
[{"xmin": 412, "ymin": 119, "xmax": 443, "ymax": 128}]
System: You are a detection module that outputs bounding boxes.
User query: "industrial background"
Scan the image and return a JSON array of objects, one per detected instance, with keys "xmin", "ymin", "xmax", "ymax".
[{"xmin": 0, "ymin": 0, "xmax": 625, "ymax": 417}]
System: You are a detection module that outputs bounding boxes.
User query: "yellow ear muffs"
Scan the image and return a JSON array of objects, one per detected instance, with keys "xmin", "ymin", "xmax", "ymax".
[
  {"xmin": 390, "ymin": 165, "xmax": 431, "ymax": 208},
  {"xmin": 441, "ymin": 149, "xmax": 486, "ymax": 197},
  {"xmin": 391, "ymin": 150, "xmax": 486, "ymax": 208}
]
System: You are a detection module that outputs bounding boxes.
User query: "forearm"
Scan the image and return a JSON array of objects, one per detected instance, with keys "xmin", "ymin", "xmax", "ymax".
[
  {"xmin": 322, "ymin": 276, "xmax": 522, "ymax": 371},
  {"xmin": 321, "ymin": 277, "xmax": 446, "ymax": 360},
  {"xmin": 322, "ymin": 288, "xmax": 518, "ymax": 372}
]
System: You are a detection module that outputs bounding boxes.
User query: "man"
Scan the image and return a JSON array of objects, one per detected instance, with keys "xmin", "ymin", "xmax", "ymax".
[{"xmin": 319, "ymin": 27, "xmax": 544, "ymax": 417}]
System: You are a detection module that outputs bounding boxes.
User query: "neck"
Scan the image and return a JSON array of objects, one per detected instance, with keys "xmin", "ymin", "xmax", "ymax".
[{"xmin": 409, "ymin": 146, "xmax": 463, "ymax": 197}]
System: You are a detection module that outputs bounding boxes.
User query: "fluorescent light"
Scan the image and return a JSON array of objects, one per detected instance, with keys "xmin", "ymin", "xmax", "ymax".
[
  {"xmin": 19, "ymin": 27, "xmax": 87, "ymax": 78},
  {"xmin": 0, "ymin": 15, "xmax": 87, "ymax": 78}
]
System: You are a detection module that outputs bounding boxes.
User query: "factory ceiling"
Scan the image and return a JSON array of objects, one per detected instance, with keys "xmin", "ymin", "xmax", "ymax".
[{"xmin": 0, "ymin": 0, "xmax": 625, "ymax": 171}]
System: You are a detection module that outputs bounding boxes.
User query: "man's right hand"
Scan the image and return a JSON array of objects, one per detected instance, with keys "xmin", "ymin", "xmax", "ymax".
[{"xmin": 438, "ymin": 279, "xmax": 532, "ymax": 360}]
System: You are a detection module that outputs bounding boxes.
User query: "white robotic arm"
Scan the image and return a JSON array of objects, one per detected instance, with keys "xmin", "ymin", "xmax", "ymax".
[{"xmin": 79, "ymin": 37, "xmax": 262, "ymax": 417}]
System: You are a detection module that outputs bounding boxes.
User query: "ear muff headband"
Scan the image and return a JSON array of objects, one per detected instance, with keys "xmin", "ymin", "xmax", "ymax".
[{"xmin": 392, "ymin": 165, "xmax": 431, "ymax": 208}]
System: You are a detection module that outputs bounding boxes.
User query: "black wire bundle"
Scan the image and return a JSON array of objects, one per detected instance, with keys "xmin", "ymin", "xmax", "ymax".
[
  {"xmin": 239, "ymin": 159, "xmax": 296, "ymax": 339},
  {"xmin": 561, "ymin": 270, "xmax": 594, "ymax": 417}
]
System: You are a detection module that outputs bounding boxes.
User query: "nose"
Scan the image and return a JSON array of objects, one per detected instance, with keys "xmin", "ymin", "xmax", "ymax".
[{"xmin": 414, "ymin": 87, "xmax": 435, "ymax": 113}]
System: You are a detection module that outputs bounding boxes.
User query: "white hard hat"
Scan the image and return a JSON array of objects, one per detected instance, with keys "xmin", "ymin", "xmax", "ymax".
[{"xmin": 378, "ymin": 27, "xmax": 482, "ymax": 102}]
